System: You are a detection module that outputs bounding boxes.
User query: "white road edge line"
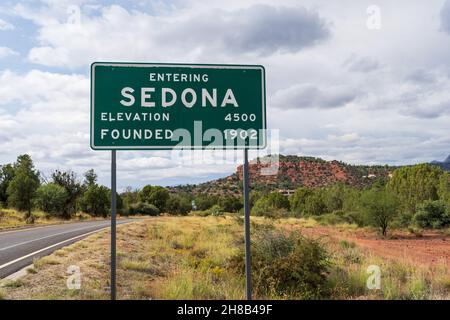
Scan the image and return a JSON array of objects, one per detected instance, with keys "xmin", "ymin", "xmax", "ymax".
[
  {"xmin": 0, "ymin": 227, "xmax": 109, "ymax": 272},
  {"xmin": 0, "ymin": 223, "xmax": 111, "ymax": 252},
  {"xmin": 0, "ymin": 220, "xmax": 109, "ymax": 235}
]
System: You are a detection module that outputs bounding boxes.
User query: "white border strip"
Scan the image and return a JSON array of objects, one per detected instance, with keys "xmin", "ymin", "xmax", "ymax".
[{"xmin": 90, "ymin": 63, "xmax": 266, "ymax": 150}]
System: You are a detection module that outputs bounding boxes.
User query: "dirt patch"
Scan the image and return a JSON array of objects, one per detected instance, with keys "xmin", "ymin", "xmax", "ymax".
[{"xmin": 299, "ymin": 225, "xmax": 449, "ymax": 270}]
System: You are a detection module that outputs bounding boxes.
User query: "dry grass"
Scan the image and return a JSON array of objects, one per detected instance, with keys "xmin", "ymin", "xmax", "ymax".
[
  {"xmin": 2, "ymin": 216, "xmax": 449, "ymax": 300},
  {"xmin": 0, "ymin": 209, "xmax": 97, "ymax": 231}
]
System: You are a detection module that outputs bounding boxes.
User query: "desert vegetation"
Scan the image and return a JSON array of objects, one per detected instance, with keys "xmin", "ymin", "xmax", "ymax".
[
  {"xmin": 1, "ymin": 154, "xmax": 449, "ymax": 300},
  {"xmin": 1, "ymin": 216, "xmax": 448, "ymax": 300}
]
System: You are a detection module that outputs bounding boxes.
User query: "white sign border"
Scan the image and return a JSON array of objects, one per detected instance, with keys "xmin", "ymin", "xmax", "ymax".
[{"xmin": 90, "ymin": 62, "xmax": 267, "ymax": 150}]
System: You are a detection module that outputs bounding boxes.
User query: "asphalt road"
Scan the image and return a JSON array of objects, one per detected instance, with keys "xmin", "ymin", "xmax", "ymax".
[{"xmin": 0, "ymin": 219, "xmax": 135, "ymax": 279}]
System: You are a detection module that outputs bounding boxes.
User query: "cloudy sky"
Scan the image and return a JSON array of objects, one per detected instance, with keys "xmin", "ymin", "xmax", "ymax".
[{"xmin": 1, "ymin": 0, "xmax": 450, "ymax": 189}]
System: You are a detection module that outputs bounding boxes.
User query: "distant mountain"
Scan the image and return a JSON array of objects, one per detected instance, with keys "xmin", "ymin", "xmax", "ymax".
[
  {"xmin": 170, "ymin": 155, "xmax": 396, "ymax": 196},
  {"xmin": 431, "ymin": 154, "xmax": 450, "ymax": 171}
]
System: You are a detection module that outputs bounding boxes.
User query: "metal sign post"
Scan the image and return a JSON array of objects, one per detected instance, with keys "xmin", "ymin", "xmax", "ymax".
[
  {"xmin": 243, "ymin": 148, "xmax": 252, "ymax": 300},
  {"xmin": 110, "ymin": 150, "xmax": 117, "ymax": 300}
]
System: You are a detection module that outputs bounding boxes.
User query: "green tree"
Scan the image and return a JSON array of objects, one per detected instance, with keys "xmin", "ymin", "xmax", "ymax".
[
  {"xmin": 139, "ymin": 185, "xmax": 170, "ymax": 212},
  {"xmin": 194, "ymin": 193, "xmax": 219, "ymax": 211},
  {"xmin": 0, "ymin": 163, "xmax": 15, "ymax": 206},
  {"xmin": 52, "ymin": 170, "xmax": 83, "ymax": 218},
  {"xmin": 79, "ymin": 185, "xmax": 110, "ymax": 217},
  {"xmin": 83, "ymin": 169, "xmax": 98, "ymax": 187},
  {"xmin": 289, "ymin": 187, "xmax": 314, "ymax": 216},
  {"xmin": 252, "ymin": 192, "xmax": 290, "ymax": 217},
  {"xmin": 414, "ymin": 200, "xmax": 450, "ymax": 229},
  {"xmin": 321, "ymin": 184, "xmax": 345, "ymax": 213},
  {"xmin": 303, "ymin": 190, "xmax": 326, "ymax": 216},
  {"xmin": 387, "ymin": 164, "xmax": 444, "ymax": 214},
  {"xmin": 166, "ymin": 193, "xmax": 192, "ymax": 215},
  {"xmin": 35, "ymin": 183, "xmax": 68, "ymax": 215},
  {"xmin": 361, "ymin": 187, "xmax": 398, "ymax": 236},
  {"xmin": 218, "ymin": 195, "xmax": 243, "ymax": 213},
  {"xmin": 438, "ymin": 172, "xmax": 450, "ymax": 207},
  {"xmin": 121, "ymin": 186, "xmax": 139, "ymax": 215},
  {"xmin": 7, "ymin": 155, "xmax": 40, "ymax": 222},
  {"xmin": 341, "ymin": 186, "xmax": 361, "ymax": 212},
  {"xmin": 127, "ymin": 202, "xmax": 159, "ymax": 216}
]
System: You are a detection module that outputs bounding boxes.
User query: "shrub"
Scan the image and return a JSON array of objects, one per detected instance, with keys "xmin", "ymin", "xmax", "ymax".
[
  {"xmin": 289, "ymin": 187, "xmax": 314, "ymax": 216},
  {"xmin": 166, "ymin": 194, "xmax": 191, "ymax": 215},
  {"xmin": 194, "ymin": 194, "xmax": 220, "ymax": 211},
  {"xmin": 191, "ymin": 210, "xmax": 211, "ymax": 217},
  {"xmin": 316, "ymin": 212, "xmax": 347, "ymax": 225},
  {"xmin": 139, "ymin": 185, "xmax": 169, "ymax": 212},
  {"xmin": 230, "ymin": 229, "xmax": 330, "ymax": 299},
  {"xmin": 34, "ymin": 183, "xmax": 68, "ymax": 215},
  {"xmin": 78, "ymin": 185, "xmax": 110, "ymax": 217},
  {"xmin": 208, "ymin": 204, "xmax": 224, "ymax": 216},
  {"xmin": 303, "ymin": 191, "xmax": 326, "ymax": 216},
  {"xmin": 393, "ymin": 211, "xmax": 414, "ymax": 228},
  {"xmin": 218, "ymin": 196, "xmax": 242, "ymax": 213},
  {"xmin": 251, "ymin": 192, "xmax": 290, "ymax": 217},
  {"xmin": 413, "ymin": 200, "xmax": 450, "ymax": 229},
  {"xmin": 128, "ymin": 202, "xmax": 160, "ymax": 216}
]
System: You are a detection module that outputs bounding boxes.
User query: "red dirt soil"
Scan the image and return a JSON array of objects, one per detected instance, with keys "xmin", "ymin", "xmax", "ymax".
[{"xmin": 300, "ymin": 226, "xmax": 450, "ymax": 270}]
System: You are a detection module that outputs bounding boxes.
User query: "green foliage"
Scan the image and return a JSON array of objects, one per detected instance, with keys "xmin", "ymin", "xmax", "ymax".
[
  {"xmin": 251, "ymin": 192, "xmax": 290, "ymax": 217},
  {"xmin": 121, "ymin": 186, "xmax": 139, "ymax": 215},
  {"xmin": 0, "ymin": 163, "xmax": 15, "ymax": 206},
  {"xmin": 218, "ymin": 195, "xmax": 242, "ymax": 213},
  {"xmin": 79, "ymin": 184, "xmax": 110, "ymax": 217},
  {"xmin": 291, "ymin": 184, "xmax": 363, "ymax": 218},
  {"xmin": 321, "ymin": 183, "xmax": 344, "ymax": 213},
  {"xmin": 289, "ymin": 187, "xmax": 314, "ymax": 216},
  {"xmin": 414, "ymin": 200, "xmax": 450, "ymax": 229},
  {"xmin": 7, "ymin": 154, "xmax": 40, "ymax": 221},
  {"xmin": 51, "ymin": 169, "xmax": 83, "ymax": 218},
  {"xmin": 360, "ymin": 187, "xmax": 398, "ymax": 236},
  {"xmin": 83, "ymin": 169, "xmax": 98, "ymax": 187},
  {"xmin": 194, "ymin": 194, "xmax": 219, "ymax": 211},
  {"xmin": 388, "ymin": 164, "xmax": 445, "ymax": 214},
  {"xmin": 303, "ymin": 191, "xmax": 326, "ymax": 216},
  {"xmin": 139, "ymin": 185, "xmax": 169, "ymax": 212},
  {"xmin": 127, "ymin": 202, "xmax": 160, "ymax": 216},
  {"xmin": 34, "ymin": 183, "xmax": 68, "ymax": 215},
  {"xmin": 230, "ymin": 229, "xmax": 330, "ymax": 298},
  {"xmin": 166, "ymin": 194, "xmax": 192, "ymax": 215},
  {"xmin": 208, "ymin": 204, "xmax": 224, "ymax": 216}
]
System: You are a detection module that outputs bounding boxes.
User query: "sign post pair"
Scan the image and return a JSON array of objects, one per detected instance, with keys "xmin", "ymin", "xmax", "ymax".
[{"xmin": 90, "ymin": 62, "xmax": 267, "ymax": 300}]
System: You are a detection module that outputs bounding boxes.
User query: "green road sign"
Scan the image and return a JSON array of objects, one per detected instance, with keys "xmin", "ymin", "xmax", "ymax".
[{"xmin": 90, "ymin": 62, "xmax": 266, "ymax": 150}]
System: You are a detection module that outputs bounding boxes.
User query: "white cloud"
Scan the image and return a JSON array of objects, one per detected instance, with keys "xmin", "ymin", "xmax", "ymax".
[
  {"xmin": 20, "ymin": 4, "xmax": 330, "ymax": 68},
  {"xmin": 0, "ymin": 47, "xmax": 18, "ymax": 58},
  {"xmin": 271, "ymin": 83, "xmax": 358, "ymax": 109},
  {"xmin": 343, "ymin": 55, "xmax": 380, "ymax": 73},
  {"xmin": 0, "ymin": 18, "xmax": 14, "ymax": 30}
]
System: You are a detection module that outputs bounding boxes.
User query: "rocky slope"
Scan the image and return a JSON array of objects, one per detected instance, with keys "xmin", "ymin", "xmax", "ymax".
[{"xmin": 170, "ymin": 155, "xmax": 395, "ymax": 196}]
